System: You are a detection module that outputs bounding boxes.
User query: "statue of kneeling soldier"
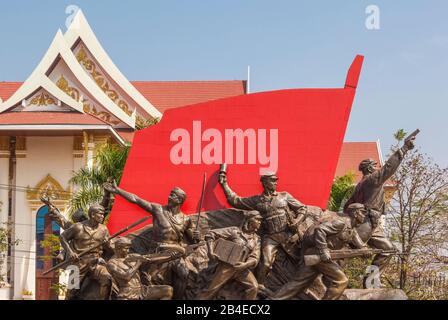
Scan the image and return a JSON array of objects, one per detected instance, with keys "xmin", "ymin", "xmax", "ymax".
[{"xmin": 106, "ymin": 237, "xmax": 183, "ymax": 300}]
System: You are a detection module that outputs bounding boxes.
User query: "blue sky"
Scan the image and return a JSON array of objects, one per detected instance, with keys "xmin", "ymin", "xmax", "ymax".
[{"xmin": 1, "ymin": 1, "xmax": 447, "ymax": 165}]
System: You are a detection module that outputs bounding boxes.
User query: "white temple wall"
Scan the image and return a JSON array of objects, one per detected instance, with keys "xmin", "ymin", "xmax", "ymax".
[
  {"xmin": 12, "ymin": 136, "xmax": 75, "ymax": 299},
  {"xmin": 0, "ymin": 158, "xmax": 8, "ymax": 224}
]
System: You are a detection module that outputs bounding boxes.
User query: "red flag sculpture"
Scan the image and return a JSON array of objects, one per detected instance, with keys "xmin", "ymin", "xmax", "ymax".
[{"xmin": 108, "ymin": 55, "xmax": 364, "ymax": 234}]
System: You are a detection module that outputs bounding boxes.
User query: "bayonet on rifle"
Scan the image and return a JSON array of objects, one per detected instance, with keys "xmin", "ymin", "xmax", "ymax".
[{"xmin": 42, "ymin": 216, "xmax": 150, "ymax": 275}]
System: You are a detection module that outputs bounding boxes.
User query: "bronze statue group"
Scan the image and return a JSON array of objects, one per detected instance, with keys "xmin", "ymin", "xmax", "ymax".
[{"xmin": 42, "ymin": 135, "xmax": 416, "ymax": 300}]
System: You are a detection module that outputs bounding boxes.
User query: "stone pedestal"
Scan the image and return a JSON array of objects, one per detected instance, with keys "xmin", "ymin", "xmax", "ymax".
[{"xmin": 340, "ymin": 289, "xmax": 408, "ymax": 300}]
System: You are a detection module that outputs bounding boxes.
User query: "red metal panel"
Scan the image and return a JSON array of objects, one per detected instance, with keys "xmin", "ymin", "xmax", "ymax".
[{"xmin": 108, "ymin": 56, "xmax": 364, "ymax": 235}]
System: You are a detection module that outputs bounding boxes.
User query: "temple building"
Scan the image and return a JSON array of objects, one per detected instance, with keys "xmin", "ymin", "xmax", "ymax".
[
  {"xmin": 0, "ymin": 11, "xmax": 383, "ymax": 300},
  {"xmin": 0, "ymin": 10, "xmax": 246, "ymax": 300}
]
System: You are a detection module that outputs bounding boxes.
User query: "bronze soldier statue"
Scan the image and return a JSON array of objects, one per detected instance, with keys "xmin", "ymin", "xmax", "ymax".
[
  {"xmin": 218, "ymin": 170, "xmax": 306, "ymax": 289},
  {"xmin": 106, "ymin": 237, "xmax": 180, "ymax": 300},
  {"xmin": 271, "ymin": 203, "xmax": 368, "ymax": 300},
  {"xmin": 59, "ymin": 204, "xmax": 113, "ymax": 300},
  {"xmin": 198, "ymin": 211, "xmax": 262, "ymax": 300},
  {"xmin": 344, "ymin": 133, "xmax": 416, "ymax": 284},
  {"xmin": 40, "ymin": 197, "xmax": 89, "ymax": 263},
  {"xmin": 103, "ymin": 181, "xmax": 199, "ymax": 299},
  {"xmin": 43, "ymin": 181, "xmax": 112, "ymax": 230},
  {"xmin": 41, "ymin": 197, "xmax": 87, "ymax": 230}
]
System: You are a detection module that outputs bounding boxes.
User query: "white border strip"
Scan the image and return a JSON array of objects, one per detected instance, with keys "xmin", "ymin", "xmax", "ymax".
[
  {"xmin": 376, "ymin": 139, "xmax": 385, "ymax": 166},
  {"xmin": 0, "ymin": 124, "xmax": 126, "ymax": 145}
]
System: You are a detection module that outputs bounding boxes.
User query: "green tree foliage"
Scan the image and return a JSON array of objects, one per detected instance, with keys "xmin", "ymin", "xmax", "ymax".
[
  {"xmin": 39, "ymin": 234, "xmax": 67, "ymax": 296},
  {"xmin": 393, "ymin": 129, "xmax": 407, "ymax": 142},
  {"xmin": 327, "ymin": 172, "xmax": 356, "ymax": 212},
  {"xmin": 385, "ymin": 149, "xmax": 448, "ymax": 297},
  {"xmin": 38, "ymin": 234, "xmax": 61, "ymax": 262},
  {"xmin": 342, "ymin": 257, "xmax": 370, "ymax": 289},
  {"xmin": 69, "ymin": 143, "xmax": 130, "ymax": 216}
]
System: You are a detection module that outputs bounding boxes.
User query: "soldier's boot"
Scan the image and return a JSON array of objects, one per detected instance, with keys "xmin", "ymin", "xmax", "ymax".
[
  {"xmin": 367, "ymin": 233, "xmax": 396, "ymax": 288},
  {"xmin": 322, "ymin": 278, "xmax": 348, "ymax": 300},
  {"xmin": 98, "ymin": 283, "xmax": 111, "ymax": 300},
  {"xmin": 372, "ymin": 253, "xmax": 393, "ymax": 274},
  {"xmin": 97, "ymin": 275, "xmax": 113, "ymax": 300},
  {"xmin": 144, "ymin": 285, "xmax": 173, "ymax": 300}
]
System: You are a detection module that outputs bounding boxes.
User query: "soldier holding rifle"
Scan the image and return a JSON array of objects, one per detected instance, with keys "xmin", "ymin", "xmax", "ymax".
[
  {"xmin": 271, "ymin": 203, "xmax": 368, "ymax": 300},
  {"xmin": 344, "ymin": 130, "xmax": 418, "ymax": 282},
  {"xmin": 106, "ymin": 237, "xmax": 182, "ymax": 300},
  {"xmin": 218, "ymin": 167, "xmax": 306, "ymax": 289},
  {"xmin": 59, "ymin": 203, "xmax": 113, "ymax": 300},
  {"xmin": 103, "ymin": 181, "xmax": 199, "ymax": 299},
  {"xmin": 42, "ymin": 178, "xmax": 113, "ymax": 230}
]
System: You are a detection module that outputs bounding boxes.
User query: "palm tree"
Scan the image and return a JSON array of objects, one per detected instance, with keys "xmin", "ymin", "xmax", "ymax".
[
  {"xmin": 327, "ymin": 172, "xmax": 356, "ymax": 212},
  {"xmin": 69, "ymin": 143, "xmax": 130, "ymax": 216}
]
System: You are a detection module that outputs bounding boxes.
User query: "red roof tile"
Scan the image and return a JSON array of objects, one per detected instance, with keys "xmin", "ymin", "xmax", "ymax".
[
  {"xmin": 0, "ymin": 82, "xmax": 22, "ymax": 101},
  {"xmin": 335, "ymin": 142, "xmax": 383, "ymax": 182},
  {"xmin": 0, "ymin": 111, "xmax": 108, "ymax": 125},
  {"xmin": 131, "ymin": 81, "xmax": 246, "ymax": 114},
  {"xmin": 116, "ymin": 130, "xmax": 135, "ymax": 143},
  {"xmin": 0, "ymin": 81, "xmax": 247, "ymax": 114}
]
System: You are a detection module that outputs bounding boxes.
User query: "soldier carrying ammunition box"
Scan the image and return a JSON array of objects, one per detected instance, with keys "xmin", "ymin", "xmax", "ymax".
[{"xmin": 198, "ymin": 211, "xmax": 262, "ymax": 300}]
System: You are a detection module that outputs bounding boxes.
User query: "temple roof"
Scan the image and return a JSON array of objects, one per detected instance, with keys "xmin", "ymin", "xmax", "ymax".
[
  {"xmin": 0, "ymin": 82, "xmax": 21, "ymax": 101},
  {"xmin": 0, "ymin": 10, "xmax": 165, "ymax": 130},
  {"xmin": 132, "ymin": 80, "xmax": 246, "ymax": 113},
  {"xmin": 0, "ymin": 80, "xmax": 247, "ymax": 115},
  {"xmin": 0, "ymin": 10, "xmax": 249, "ymax": 133},
  {"xmin": 0, "ymin": 111, "xmax": 107, "ymax": 125}
]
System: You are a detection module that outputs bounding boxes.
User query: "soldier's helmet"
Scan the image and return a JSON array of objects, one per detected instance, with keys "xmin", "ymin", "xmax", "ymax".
[
  {"xmin": 359, "ymin": 159, "xmax": 377, "ymax": 172},
  {"xmin": 244, "ymin": 210, "xmax": 262, "ymax": 221},
  {"xmin": 260, "ymin": 171, "xmax": 278, "ymax": 182},
  {"xmin": 114, "ymin": 237, "xmax": 132, "ymax": 249},
  {"xmin": 346, "ymin": 203, "xmax": 367, "ymax": 217}
]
